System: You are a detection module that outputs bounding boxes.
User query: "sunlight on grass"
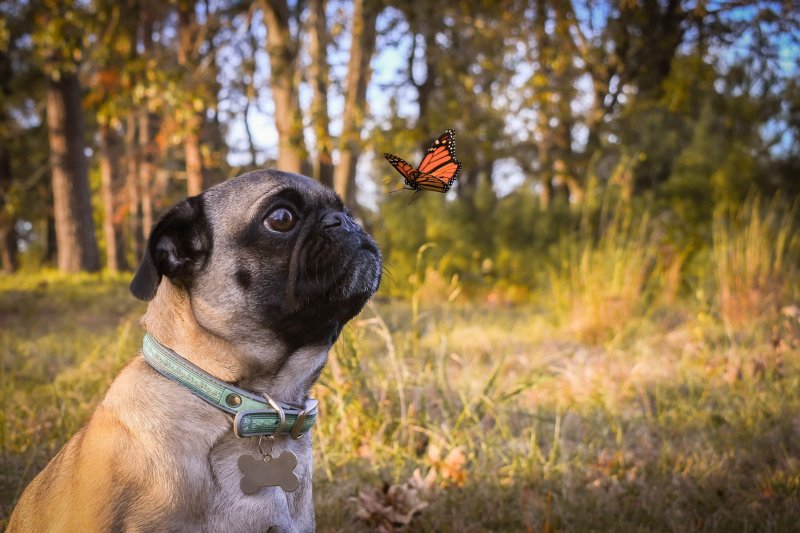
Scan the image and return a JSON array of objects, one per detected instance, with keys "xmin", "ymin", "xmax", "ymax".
[
  {"xmin": 2, "ymin": 206, "xmax": 800, "ymax": 530},
  {"xmin": 545, "ymin": 202, "xmax": 681, "ymax": 345},
  {"xmin": 712, "ymin": 195, "xmax": 800, "ymax": 329}
]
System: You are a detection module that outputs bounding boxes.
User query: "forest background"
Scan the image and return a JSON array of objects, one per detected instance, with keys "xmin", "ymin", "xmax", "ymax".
[{"xmin": 2, "ymin": 0, "xmax": 800, "ymax": 530}]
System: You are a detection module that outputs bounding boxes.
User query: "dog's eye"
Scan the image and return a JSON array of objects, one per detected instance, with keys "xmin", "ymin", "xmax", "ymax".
[{"xmin": 265, "ymin": 207, "xmax": 297, "ymax": 232}]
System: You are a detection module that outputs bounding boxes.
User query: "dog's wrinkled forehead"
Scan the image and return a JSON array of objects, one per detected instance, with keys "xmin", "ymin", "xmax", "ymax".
[{"xmin": 201, "ymin": 169, "xmax": 340, "ymax": 229}]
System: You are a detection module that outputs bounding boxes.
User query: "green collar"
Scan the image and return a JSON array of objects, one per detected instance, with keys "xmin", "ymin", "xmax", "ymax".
[{"xmin": 141, "ymin": 333, "xmax": 318, "ymax": 439}]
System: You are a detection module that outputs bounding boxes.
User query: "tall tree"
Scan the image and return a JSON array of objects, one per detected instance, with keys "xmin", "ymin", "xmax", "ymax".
[
  {"xmin": 32, "ymin": 0, "xmax": 101, "ymax": 272},
  {"xmin": 307, "ymin": 0, "xmax": 334, "ymax": 187},
  {"xmin": 178, "ymin": 0, "xmax": 207, "ymax": 196},
  {"xmin": 125, "ymin": 108, "xmax": 143, "ymax": 260},
  {"xmin": 1, "ymin": 1, "xmax": 52, "ymax": 270},
  {"xmin": 98, "ymin": 123, "xmax": 126, "ymax": 272},
  {"xmin": 263, "ymin": 0, "xmax": 307, "ymax": 173},
  {"xmin": 0, "ymin": 126, "xmax": 17, "ymax": 273},
  {"xmin": 529, "ymin": 1, "xmax": 581, "ymax": 205},
  {"xmin": 45, "ymin": 71, "xmax": 100, "ymax": 272},
  {"xmin": 176, "ymin": 0, "xmax": 228, "ymax": 196},
  {"xmin": 334, "ymin": 0, "xmax": 380, "ymax": 207},
  {"xmin": 0, "ymin": 43, "xmax": 19, "ymax": 273},
  {"xmin": 89, "ymin": 0, "xmax": 140, "ymax": 272}
]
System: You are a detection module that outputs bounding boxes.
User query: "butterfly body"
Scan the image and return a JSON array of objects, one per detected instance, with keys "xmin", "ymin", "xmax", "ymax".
[{"xmin": 384, "ymin": 129, "xmax": 462, "ymax": 194}]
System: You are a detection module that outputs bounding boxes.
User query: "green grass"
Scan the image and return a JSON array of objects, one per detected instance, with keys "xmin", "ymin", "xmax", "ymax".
[
  {"xmin": 2, "ymin": 255, "xmax": 799, "ymax": 530},
  {"xmin": 0, "ymin": 271, "xmax": 145, "ymax": 524}
]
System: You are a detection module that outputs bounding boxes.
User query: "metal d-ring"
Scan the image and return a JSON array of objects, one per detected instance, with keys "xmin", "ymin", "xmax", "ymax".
[
  {"xmin": 290, "ymin": 408, "xmax": 307, "ymax": 440},
  {"xmin": 291, "ymin": 398, "xmax": 317, "ymax": 439},
  {"xmin": 262, "ymin": 392, "xmax": 286, "ymax": 436},
  {"xmin": 257, "ymin": 435, "xmax": 274, "ymax": 460}
]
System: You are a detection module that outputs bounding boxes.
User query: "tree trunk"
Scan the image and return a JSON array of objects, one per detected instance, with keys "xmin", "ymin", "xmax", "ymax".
[
  {"xmin": 308, "ymin": 0, "xmax": 334, "ymax": 188},
  {"xmin": 532, "ymin": 1, "xmax": 556, "ymax": 209},
  {"xmin": 178, "ymin": 0, "xmax": 210, "ymax": 195},
  {"xmin": 125, "ymin": 109, "xmax": 143, "ymax": 261},
  {"xmin": 0, "ymin": 225, "xmax": 17, "ymax": 273},
  {"xmin": 0, "ymin": 130, "xmax": 17, "ymax": 273},
  {"xmin": 138, "ymin": 107, "xmax": 155, "ymax": 238},
  {"xmin": 540, "ymin": 177, "xmax": 553, "ymax": 208},
  {"xmin": 186, "ymin": 114, "xmax": 205, "ymax": 196},
  {"xmin": 45, "ymin": 214, "xmax": 57, "ymax": 265},
  {"xmin": 334, "ymin": 0, "xmax": 379, "ymax": 207},
  {"xmin": 138, "ymin": 10, "xmax": 160, "ymax": 238},
  {"xmin": 264, "ymin": 0, "xmax": 307, "ymax": 173},
  {"xmin": 46, "ymin": 71, "xmax": 100, "ymax": 272},
  {"xmin": 99, "ymin": 124, "xmax": 127, "ymax": 272}
]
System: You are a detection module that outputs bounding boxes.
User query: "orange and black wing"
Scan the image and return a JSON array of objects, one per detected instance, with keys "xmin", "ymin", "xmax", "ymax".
[
  {"xmin": 384, "ymin": 153, "xmax": 424, "ymax": 189},
  {"xmin": 416, "ymin": 129, "xmax": 461, "ymax": 192},
  {"xmin": 408, "ymin": 172, "xmax": 453, "ymax": 193}
]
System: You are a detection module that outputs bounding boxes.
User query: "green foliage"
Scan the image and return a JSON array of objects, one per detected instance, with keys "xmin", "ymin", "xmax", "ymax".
[
  {"xmin": 375, "ymin": 183, "xmax": 575, "ymax": 300},
  {"xmin": 29, "ymin": 1, "xmax": 91, "ymax": 77}
]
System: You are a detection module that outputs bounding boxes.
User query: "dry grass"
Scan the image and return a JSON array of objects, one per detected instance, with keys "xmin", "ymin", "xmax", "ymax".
[
  {"xmin": 2, "ymin": 199, "xmax": 800, "ymax": 531},
  {"xmin": 712, "ymin": 195, "xmax": 800, "ymax": 329},
  {"xmin": 545, "ymin": 205, "xmax": 684, "ymax": 345},
  {"xmin": 313, "ymin": 300, "xmax": 800, "ymax": 532}
]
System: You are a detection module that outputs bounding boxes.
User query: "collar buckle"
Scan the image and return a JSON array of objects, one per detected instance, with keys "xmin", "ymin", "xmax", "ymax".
[
  {"xmin": 290, "ymin": 399, "xmax": 318, "ymax": 439},
  {"xmin": 262, "ymin": 392, "xmax": 286, "ymax": 435}
]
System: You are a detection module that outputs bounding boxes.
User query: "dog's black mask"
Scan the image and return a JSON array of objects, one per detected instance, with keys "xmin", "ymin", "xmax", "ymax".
[{"xmin": 131, "ymin": 170, "xmax": 382, "ymax": 349}]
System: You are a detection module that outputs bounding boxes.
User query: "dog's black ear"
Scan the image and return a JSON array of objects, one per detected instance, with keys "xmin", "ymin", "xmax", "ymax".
[{"xmin": 130, "ymin": 196, "xmax": 211, "ymax": 301}]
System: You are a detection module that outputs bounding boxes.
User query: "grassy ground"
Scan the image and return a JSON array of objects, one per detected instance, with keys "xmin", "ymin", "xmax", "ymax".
[{"xmin": 1, "ymin": 269, "xmax": 799, "ymax": 531}]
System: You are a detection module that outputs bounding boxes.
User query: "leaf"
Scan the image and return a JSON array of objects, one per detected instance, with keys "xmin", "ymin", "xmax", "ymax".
[
  {"xmin": 428, "ymin": 444, "xmax": 468, "ymax": 487},
  {"xmin": 353, "ymin": 470, "xmax": 433, "ymax": 531}
]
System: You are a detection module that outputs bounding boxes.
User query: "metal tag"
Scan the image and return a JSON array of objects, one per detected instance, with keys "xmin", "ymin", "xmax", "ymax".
[{"xmin": 238, "ymin": 453, "xmax": 299, "ymax": 494}]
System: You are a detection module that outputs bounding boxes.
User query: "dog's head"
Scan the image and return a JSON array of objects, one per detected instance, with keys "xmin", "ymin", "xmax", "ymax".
[{"xmin": 130, "ymin": 170, "xmax": 382, "ymax": 354}]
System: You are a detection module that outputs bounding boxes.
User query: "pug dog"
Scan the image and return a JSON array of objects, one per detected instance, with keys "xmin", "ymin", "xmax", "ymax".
[{"xmin": 8, "ymin": 170, "xmax": 382, "ymax": 532}]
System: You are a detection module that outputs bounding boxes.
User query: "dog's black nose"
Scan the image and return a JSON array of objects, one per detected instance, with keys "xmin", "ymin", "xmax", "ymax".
[{"xmin": 321, "ymin": 211, "xmax": 353, "ymax": 232}]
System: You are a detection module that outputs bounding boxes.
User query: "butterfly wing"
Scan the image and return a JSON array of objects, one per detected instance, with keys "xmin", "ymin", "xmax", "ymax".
[
  {"xmin": 411, "ymin": 172, "xmax": 455, "ymax": 193},
  {"xmin": 416, "ymin": 129, "xmax": 461, "ymax": 191},
  {"xmin": 384, "ymin": 129, "xmax": 462, "ymax": 193},
  {"xmin": 384, "ymin": 153, "xmax": 424, "ymax": 189}
]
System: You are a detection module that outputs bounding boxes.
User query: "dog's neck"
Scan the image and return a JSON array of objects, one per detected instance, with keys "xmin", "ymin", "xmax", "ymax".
[{"xmin": 141, "ymin": 281, "xmax": 328, "ymax": 405}]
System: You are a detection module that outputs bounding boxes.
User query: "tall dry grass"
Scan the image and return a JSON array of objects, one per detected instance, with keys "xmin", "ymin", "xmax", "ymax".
[
  {"xmin": 712, "ymin": 195, "xmax": 800, "ymax": 328},
  {"xmin": 545, "ymin": 203, "xmax": 683, "ymax": 345}
]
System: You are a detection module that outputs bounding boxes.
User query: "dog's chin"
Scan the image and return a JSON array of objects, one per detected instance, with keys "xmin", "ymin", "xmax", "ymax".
[{"xmin": 277, "ymin": 245, "xmax": 381, "ymax": 348}]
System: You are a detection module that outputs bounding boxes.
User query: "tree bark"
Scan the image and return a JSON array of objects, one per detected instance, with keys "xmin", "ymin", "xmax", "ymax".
[
  {"xmin": 46, "ymin": 71, "xmax": 100, "ymax": 272},
  {"xmin": 308, "ymin": 0, "xmax": 334, "ymax": 187},
  {"xmin": 0, "ymin": 225, "xmax": 17, "ymax": 273},
  {"xmin": 138, "ymin": 107, "xmax": 155, "ymax": 238},
  {"xmin": 138, "ymin": 11, "xmax": 159, "ymax": 236},
  {"xmin": 99, "ymin": 124, "xmax": 127, "ymax": 272},
  {"xmin": 334, "ymin": 0, "xmax": 379, "ymax": 207},
  {"xmin": 185, "ymin": 115, "xmax": 205, "ymax": 196},
  {"xmin": 45, "ymin": 214, "xmax": 57, "ymax": 265},
  {"xmin": 0, "ymin": 126, "xmax": 17, "ymax": 273},
  {"xmin": 125, "ymin": 109, "xmax": 143, "ymax": 261},
  {"xmin": 264, "ymin": 0, "xmax": 307, "ymax": 173},
  {"xmin": 178, "ymin": 0, "xmax": 209, "ymax": 196}
]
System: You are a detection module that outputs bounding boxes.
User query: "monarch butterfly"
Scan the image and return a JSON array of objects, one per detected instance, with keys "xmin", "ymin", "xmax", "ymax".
[{"xmin": 384, "ymin": 129, "xmax": 462, "ymax": 194}]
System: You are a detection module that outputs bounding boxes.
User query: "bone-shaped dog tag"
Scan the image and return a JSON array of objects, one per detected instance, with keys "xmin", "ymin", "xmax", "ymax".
[{"xmin": 238, "ymin": 453, "xmax": 300, "ymax": 494}]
